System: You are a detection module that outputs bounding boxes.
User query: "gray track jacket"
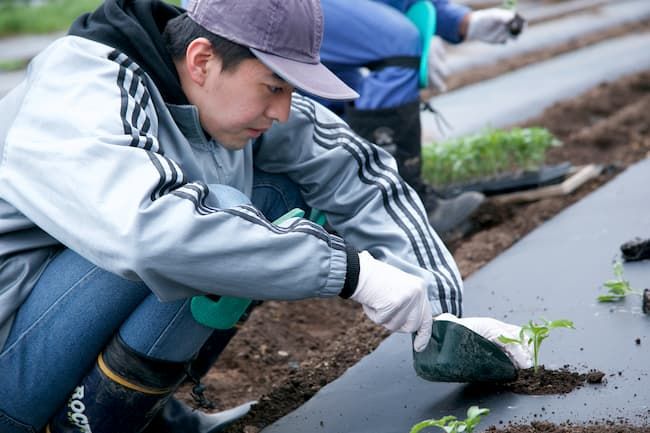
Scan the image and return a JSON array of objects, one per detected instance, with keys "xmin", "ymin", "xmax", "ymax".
[{"xmin": 0, "ymin": 34, "xmax": 462, "ymax": 351}]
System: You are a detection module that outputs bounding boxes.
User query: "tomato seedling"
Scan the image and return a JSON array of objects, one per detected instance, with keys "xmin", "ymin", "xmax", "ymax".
[
  {"xmin": 498, "ymin": 318, "xmax": 574, "ymax": 374},
  {"xmin": 409, "ymin": 406, "xmax": 489, "ymax": 433},
  {"xmin": 597, "ymin": 261, "xmax": 642, "ymax": 302},
  {"xmin": 422, "ymin": 127, "xmax": 561, "ymax": 188}
]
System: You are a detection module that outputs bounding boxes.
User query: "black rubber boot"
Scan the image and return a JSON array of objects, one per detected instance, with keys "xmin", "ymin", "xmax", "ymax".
[
  {"xmin": 47, "ymin": 335, "xmax": 186, "ymax": 433},
  {"xmin": 419, "ymin": 185, "xmax": 484, "ymax": 236},
  {"xmin": 346, "ymin": 101, "xmax": 484, "ymax": 236}
]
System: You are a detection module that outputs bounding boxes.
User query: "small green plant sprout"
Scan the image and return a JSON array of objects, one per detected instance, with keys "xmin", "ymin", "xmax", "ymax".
[
  {"xmin": 502, "ymin": 0, "xmax": 518, "ymax": 10},
  {"xmin": 498, "ymin": 319, "xmax": 574, "ymax": 374},
  {"xmin": 409, "ymin": 406, "xmax": 489, "ymax": 433},
  {"xmin": 597, "ymin": 261, "xmax": 642, "ymax": 302},
  {"xmin": 422, "ymin": 127, "xmax": 561, "ymax": 188}
]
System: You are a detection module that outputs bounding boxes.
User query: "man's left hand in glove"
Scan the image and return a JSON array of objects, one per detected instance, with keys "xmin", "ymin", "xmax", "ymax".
[{"xmin": 435, "ymin": 313, "xmax": 533, "ymax": 369}]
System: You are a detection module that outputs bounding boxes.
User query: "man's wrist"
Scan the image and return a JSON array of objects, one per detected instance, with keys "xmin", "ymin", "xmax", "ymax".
[{"xmin": 339, "ymin": 244, "xmax": 360, "ymax": 299}]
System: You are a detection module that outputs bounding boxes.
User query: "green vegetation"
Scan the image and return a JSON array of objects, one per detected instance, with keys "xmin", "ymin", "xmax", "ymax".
[
  {"xmin": 0, "ymin": 58, "xmax": 28, "ymax": 72},
  {"xmin": 409, "ymin": 406, "xmax": 489, "ymax": 433},
  {"xmin": 498, "ymin": 318, "xmax": 574, "ymax": 374},
  {"xmin": 597, "ymin": 261, "xmax": 642, "ymax": 302},
  {"xmin": 0, "ymin": 0, "xmax": 101, "ymax": 37},
  {"xmin": 422, "ymin": 127, "xmax": 561, "ymax": 188},
  {"xmin": 0, "ymin": 0, "xmax": 181, "ymax": 37}
]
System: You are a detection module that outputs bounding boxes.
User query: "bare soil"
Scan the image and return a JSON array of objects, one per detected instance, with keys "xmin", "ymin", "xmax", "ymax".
[
  {"xmin": 485, "ymin": 422, "xmax": 650, "ymax": 433},
  {"xmin": 177, "ymin": 69, "xmax": 650, "ymax": 432},
  {"xmin": 471, "ymin": 366, "xmax": 605, "ymax": 396}
]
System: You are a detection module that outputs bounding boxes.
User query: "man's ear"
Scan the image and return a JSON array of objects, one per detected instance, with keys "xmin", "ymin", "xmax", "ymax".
[{"xmin": 184, "ymin": 37, "xmax": 220, "ymax": 86}]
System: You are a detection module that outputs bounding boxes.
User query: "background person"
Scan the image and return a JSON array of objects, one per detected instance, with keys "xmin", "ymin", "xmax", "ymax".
[{"xmin": 317, "ymin": 0, "xmax": 525, "ymax": 236}]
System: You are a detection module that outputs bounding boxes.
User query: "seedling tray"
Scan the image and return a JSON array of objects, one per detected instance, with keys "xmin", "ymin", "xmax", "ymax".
[
  {"xmin": 440, "ymin": 162, "xmax": 573, "ymax": 197},
  {"xmin": 261, "ymin": 159, "xmax": 650, "ymax": 433}
]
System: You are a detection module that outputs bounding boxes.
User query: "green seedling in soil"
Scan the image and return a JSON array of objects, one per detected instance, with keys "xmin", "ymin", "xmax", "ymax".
[
  {"xmin": 597, "ymin": 261, "xmax": 642, "ymax": 302},
  {"xmin": 502, "ymin": 0, "xmax": 518, "ymax": 10},
  {"xmin": 422, "ymin": 127, "xmax": 561, "ymax": 188},
  {"xmin": 498, "ymin": 319, "xmax": 574, "ymax": 374},
  {"xmin": 409, "ymin": 406, "xmax": 489, "ymax": 433}
]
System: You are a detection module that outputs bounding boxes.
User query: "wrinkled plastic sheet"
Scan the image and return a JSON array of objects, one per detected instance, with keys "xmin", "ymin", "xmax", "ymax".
[{"xmin": 262, "ymin": 159, "xmax": 650, "ymax": 433}]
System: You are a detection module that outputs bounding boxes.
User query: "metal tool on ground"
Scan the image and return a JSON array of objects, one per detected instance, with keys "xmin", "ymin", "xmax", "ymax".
[{"xmin": 413, "ymin": 318, "xmax": 517, "ymax": 382}]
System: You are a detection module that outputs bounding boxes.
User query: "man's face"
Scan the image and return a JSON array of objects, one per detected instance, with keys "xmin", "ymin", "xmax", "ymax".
[{"xmin": 191, "ymin": 57, "xmax": 295, "ymax": 150}]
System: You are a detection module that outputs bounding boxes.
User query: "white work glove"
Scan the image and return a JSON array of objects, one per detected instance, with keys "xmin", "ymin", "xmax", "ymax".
[
  {"xmin": 426, "ymin": 36, "xmax": 449, "ymax": 94},
  {"xmin": 435, "ymin": 313, "xmax": 533, "ymax": 369},
  {"xmin": 466, "ymin": 8, "xmax": 520, "ymax": 44},
  {"xmin": 351, "ymin": 251, "xmax": 433, "ymax": 352}
]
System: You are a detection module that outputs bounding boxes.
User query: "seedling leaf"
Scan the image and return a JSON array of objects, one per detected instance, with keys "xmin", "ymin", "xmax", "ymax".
[
  {"xmin": 497, "ymin": 335, "xmax": 521, "ymax": 345},
  {"xmin": 409, "ymin": 406, "xmax": 489, "ymax": 433},
  {"xmin": 597, "ymin": 261, "xmax": 642, "ymax": 303},
  {"xmin": 546, "ymin": 319, "xmax": 575, "ymax": 330},
  {"xmin": 597, "ymin": 294, "xmax": 625, "ymax": 302},
  {"xmin": 498, "ymin": 318, "xmax": 574, "ymax": 373}
]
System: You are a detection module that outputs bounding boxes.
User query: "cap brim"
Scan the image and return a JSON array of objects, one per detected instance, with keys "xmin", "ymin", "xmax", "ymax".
[{"xmin": 251, "ymin": 48, "xmax": 359, "ymax": 101}]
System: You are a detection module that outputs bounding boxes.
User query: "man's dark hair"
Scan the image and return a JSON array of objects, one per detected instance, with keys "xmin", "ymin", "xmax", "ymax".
[{"xmin": 163, "ymin": 14, "xmax": 254, "ymax": 71}]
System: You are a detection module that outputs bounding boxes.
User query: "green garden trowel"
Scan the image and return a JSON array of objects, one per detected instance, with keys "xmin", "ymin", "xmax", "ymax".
[
  {"xmin": 191, "ymin": 208, "xmax": 327, "ymax": 330},
  {"xmin": 413, "ymin": 319, "xmax": 517, "ymax": 383}
]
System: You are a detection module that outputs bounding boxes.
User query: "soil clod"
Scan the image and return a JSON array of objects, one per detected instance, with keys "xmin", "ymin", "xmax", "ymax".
[
  {"xmin": 620, "ymin": 237, "xmax": 650, "ymax": 262},
  {"xmin": 497, "ymin": 367, "xmax": 604, "ymax": 395}
]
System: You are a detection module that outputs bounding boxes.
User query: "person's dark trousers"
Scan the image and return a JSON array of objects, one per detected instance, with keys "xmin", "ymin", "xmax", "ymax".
[
  {"xmin": 346, "ymin": 100, "xmax": 423, "ymax": 190},
  {"xmin": 345, "ymin": 100, "xmax": 485, "ymax": 237}
]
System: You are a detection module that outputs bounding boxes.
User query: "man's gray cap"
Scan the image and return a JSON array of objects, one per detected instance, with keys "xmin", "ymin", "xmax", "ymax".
[{"xmin": 186, "ymin": 0, "xmax": 359, "ymax": 101}]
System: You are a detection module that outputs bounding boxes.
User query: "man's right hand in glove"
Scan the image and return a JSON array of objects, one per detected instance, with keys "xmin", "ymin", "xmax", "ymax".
[
  {"xmin": 350, "ymin": 251, "xmax": 433, "ymax": 352},
  {"xmin": 435, "ymin": 313, "xmax": 533, "ymax": 369}
]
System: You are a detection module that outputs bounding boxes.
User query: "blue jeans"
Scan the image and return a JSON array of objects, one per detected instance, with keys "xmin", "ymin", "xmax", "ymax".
[{"xmin": 0, "ymin": 171, "xmax": 307, "ymax": 433}]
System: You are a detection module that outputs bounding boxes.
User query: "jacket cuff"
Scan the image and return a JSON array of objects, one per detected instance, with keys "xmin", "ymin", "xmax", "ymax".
[{"xmin": 339, "ymin": 244, "xmax": 360, "ymax": 299}]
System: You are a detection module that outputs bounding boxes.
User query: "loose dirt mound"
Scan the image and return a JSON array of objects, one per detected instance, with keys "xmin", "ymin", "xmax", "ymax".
[
  {"xmin": 485, "ymin": 422, "xmax": 650, "ymax": 433},
  {"xmin": 178, "ymin": 70, "xmax": 650, "ymax": 432}
]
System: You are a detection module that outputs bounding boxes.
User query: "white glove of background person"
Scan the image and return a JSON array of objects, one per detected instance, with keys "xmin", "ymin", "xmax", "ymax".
[
  {"xmin": 466, "ymin": 8, "xmax": 519, "ymax": 44},
  {"xmin": 427, "ymin": 36, "xmax": 449, "ymax": 93},
  {"xmin": 351, "ymin": 251, "xmax": 433, "ymax": 352},
  {"xmin": 435, "ymin": 313, "xmax": 533, "ymax": 369}
]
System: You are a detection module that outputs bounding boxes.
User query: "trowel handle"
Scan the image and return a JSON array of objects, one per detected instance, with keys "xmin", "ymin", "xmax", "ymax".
[{"xmin": 190, "ymin": 208, "xmax": 312, "ymax": 329}]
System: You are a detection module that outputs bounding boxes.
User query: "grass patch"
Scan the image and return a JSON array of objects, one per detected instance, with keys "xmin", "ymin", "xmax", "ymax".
[
  {"xmin": 0, "ymin": 58, "xmax": 28, "ymax": 72},
  {"xmin": 0, "ymin": 0, "xmax": 181, "ymax": 37},
  {"xmin": 422, "ymin": 127, "xmax": 561, "ymax": 187},
  {"xmin": 0, "ymin": 0, "xmax": 101, "ymax": 37}
]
